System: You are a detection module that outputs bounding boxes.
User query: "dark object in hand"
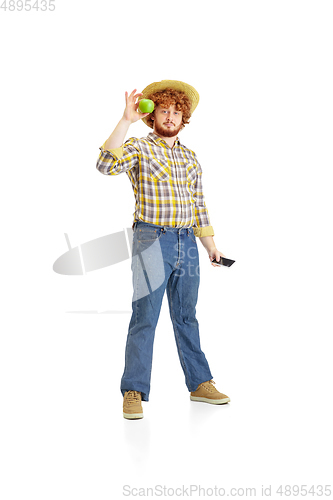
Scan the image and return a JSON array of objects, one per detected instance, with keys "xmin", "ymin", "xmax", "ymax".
[{"xmin": 212, "ymin": 257, "xmax": 235, "ymax": 267}]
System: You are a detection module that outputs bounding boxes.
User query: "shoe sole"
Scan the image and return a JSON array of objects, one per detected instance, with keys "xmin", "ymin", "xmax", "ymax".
[
  {"xmin": 190, "ymin": 396, "xmax": 230, "ymax": 404},
  {"xmin": 123, "ymin": 412, "xmax": 143, "ymax": 419}
]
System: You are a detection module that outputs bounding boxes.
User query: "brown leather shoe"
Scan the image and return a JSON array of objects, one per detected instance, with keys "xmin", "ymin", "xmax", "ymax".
[
  {"xmin": 190, "ymin": 380, "xmax": 230, "ymax": 404},
  {"xmin": 123, "ymin": 390, "xmax": 143, "ymax": 419}
]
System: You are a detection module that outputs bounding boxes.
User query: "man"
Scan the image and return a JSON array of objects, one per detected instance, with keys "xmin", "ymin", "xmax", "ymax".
[{"xmin": 96, "ymin": 80, "xmax": 230, "ymax": 419}]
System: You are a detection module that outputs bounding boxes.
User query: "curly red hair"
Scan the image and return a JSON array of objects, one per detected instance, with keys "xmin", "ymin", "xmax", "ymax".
[{"xmin": 145, "ymin": 88, "xmax": 192, "ymax": 129}]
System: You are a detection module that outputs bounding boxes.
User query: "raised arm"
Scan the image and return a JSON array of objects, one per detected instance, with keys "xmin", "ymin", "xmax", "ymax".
[
  {"xmin": 103, "ymin": 89, "xmax": 150, "ymax": 150},
  {"xmin": 96, "ymin": 89, "xmax": 151, "ymax": 175}
]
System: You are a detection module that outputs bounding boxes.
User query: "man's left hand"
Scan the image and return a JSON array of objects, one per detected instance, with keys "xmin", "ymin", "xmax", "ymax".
[{"xmin": 209, "ymin": 249, "xmax": 226, "ymax": 267}]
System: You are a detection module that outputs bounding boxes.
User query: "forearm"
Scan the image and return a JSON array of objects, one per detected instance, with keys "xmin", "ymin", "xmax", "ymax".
[
  {"xmin": 199, "ymin": 235, "xmax": 216, "ymax": 252},
  {"xmin": 103, "ymin": 117, "xmax": 131, "ymax": 150}
]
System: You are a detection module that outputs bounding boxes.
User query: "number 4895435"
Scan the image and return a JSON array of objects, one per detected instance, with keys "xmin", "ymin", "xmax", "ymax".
[{"xmin": 1, "ymin": 0, "xmax": 55, "ymax": 11}]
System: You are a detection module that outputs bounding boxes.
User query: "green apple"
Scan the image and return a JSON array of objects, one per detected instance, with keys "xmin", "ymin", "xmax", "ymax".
[{"xmin": 139, "ymin": 99, "xmax": 154, "ymax": 113}]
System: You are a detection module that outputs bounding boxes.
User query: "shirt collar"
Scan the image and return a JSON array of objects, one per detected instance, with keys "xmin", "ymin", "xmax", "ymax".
[{"xmin": 147, "ymin": 132, "xmax": 181, "ymax": 148}]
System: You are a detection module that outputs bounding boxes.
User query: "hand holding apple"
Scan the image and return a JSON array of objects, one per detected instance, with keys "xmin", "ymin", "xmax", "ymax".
[{"xmin": 123, "ymin": 89, "xmax": 150, "ymax": 123}]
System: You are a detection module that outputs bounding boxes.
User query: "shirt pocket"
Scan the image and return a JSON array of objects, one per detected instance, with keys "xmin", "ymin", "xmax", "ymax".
[
  {"xmin": 149, "ymin": 158, "xmax": 170, "ymax": 182},
  {"xmin": 186, "ymin": 162, "xmax": 197, "ymax": 188}
]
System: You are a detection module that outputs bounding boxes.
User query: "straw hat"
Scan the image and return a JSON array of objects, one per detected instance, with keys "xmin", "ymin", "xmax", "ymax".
[{"xmin": 140, "ymin": 79, "xmax": 200, "ymax": 128}]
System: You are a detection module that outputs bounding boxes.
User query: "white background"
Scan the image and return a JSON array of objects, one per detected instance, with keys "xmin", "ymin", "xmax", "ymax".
[{"xmin": 1, "ymin": 0, "xmax": 332, "ymax": 498}]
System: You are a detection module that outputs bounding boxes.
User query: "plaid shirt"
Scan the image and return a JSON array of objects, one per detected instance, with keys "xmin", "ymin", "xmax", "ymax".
[{"xmin": 96, "ymin": 132, "xmax": 214, "ymax": 237}]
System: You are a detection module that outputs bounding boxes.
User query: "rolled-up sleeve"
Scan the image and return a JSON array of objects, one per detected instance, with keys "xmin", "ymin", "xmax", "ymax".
[
  {"xmin": 96, "ymin": 137, "xmax": 140, "ymax": 175},
  {"xmin": 192, "ymin": 156, "xmax": 214, "ymax": 237}
]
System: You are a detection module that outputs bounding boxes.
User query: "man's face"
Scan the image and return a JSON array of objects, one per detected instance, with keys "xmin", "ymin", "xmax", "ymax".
[{"xmin": 152, "ymin": 104, "xmax": 183, "ymax": 138}]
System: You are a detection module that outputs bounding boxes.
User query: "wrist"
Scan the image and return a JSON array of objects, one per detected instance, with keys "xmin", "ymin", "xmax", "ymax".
[
  {"xmin": 207, "ymin": 246, "xmax": 217, "ymax": 253},
  {"xmin": 120, "ymin": 116, "xmax": 132, "ymax": 127}
]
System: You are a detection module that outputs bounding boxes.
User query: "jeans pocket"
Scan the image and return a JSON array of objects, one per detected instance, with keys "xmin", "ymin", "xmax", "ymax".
[
  {"xmin": 137, "ymin": 227, "xmax": 162, "ymax": 243},
  {"xmin": 189, "ymin": 229, "xmax": 197, "ymax": 244}
]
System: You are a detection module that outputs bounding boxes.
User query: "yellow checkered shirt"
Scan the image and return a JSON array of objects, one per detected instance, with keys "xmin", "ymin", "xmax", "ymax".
[{"xmin": 96, "ymin": 132, "xmax": 214, "ymax": 237}]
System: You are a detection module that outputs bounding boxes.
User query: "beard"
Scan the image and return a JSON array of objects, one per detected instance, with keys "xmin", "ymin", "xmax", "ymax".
[{"xmin": 154, "ymin": 121, "xmax": 183, "ymax": 138}]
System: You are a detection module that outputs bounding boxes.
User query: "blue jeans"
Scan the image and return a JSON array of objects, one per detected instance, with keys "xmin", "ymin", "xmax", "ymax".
[{"xmin": 120, "ymin": 221, "xmax": 213, "ymax": 401}]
